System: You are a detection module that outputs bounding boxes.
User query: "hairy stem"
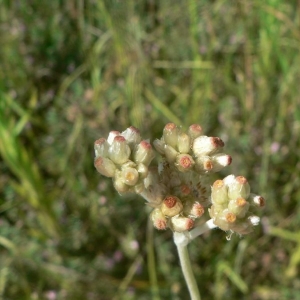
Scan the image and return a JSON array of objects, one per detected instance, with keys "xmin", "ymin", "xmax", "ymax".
[
  {"xmin": 176, "ymin": 242, "xmax": 201, "ymax": 300},
  {"xmin": 173, "ymin": 219, "xmax": 217, "ymax": 299}
]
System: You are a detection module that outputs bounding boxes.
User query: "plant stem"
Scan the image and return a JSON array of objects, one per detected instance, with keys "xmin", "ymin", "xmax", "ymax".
[
  {"xmin": 176, "ymin": 242, "xmax": 201, "ymax": 300},
  {"xmin": 146, "ymin": 218, "xmax": 161, "ymax": 300},
  {"xmin": 173, "ymin": 219, "xmax": 217, "ymax": 300}
]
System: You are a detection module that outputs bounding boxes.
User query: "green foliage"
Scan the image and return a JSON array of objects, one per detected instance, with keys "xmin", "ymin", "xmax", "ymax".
[{"xmin": 1, "ymin": 0, "xmax": 300, "ymax": 298}]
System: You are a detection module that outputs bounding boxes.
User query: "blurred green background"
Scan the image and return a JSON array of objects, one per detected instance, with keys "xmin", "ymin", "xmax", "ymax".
[{"xmin": 1, "ymin": 0, "xmax": 300, "ymax": 299}]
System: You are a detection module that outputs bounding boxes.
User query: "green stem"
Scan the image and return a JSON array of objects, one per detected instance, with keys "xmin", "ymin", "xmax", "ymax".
[
  {"xmin": 146, "ymin": 218, "xmax": 161, "ymax": 300},
  {"xmin": 176, "ymin": 243, "xmax": 201, "ymax": 300}
]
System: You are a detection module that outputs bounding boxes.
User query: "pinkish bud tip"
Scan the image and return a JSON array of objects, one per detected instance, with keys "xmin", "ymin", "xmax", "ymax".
[
  {"xmin": 128, "ymin": 126, "xmax": 140, "ymax": 134},
  {"xmin": 189, "ymin": 124, "xmax": 202, "ymax": 133},
  {"xmin": 163, "ymin": 196, "xmax": 178, "ymax": 208},
  {"xmin": 154, "ymin": 219, "xmax": 167, "ymax": 230},
  {"xmin": 114, "ymin": 136, "xmax": 126, "ymax": 143},
  {"xmin": 178, "ymin": 155, "xmax": 193, "ymax": 169},
  {"xmin": 235, "ymin": 176, "xmax": 248, "ymax": 184},
  {"xmin": 94, "ymin": 138, "xmax": 106, "ymax": 146},
  {"xmin": 140, "ymin": 140, "xmax": 152, "ymax": 150},
  {"xmin": 164, "ymin": 123, "xmax": 177, "ymax": 131},
  {"xmin": 191, "ymin": 203, "xmax": 205, "ymax": 217}
]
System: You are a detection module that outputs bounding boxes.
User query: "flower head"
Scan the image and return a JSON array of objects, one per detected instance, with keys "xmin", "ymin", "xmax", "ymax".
[{"xmin": 94, "ymin": 124, "xmax": 264, "ymax": 235}]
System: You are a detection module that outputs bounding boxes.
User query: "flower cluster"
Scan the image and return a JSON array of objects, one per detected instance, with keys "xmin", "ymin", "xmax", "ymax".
[
  {"xmin": 94, "ymin": 123, "xmax": 265, "ymax": 236},
  {"xmin": 153, "ymin": 123, "xmax": 232, "ymax": 173},
  {"xmin": 209, "ymin": 175, "xmax": 265, "ymax": 234},
  {"xmin": 94, "ymin": 126, "xmax": 155, "ymax": 194}
]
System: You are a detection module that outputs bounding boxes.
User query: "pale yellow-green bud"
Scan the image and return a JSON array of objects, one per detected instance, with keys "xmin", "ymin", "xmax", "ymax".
[
  {"xmin": 228, "ymin": 197, "xmax": 250, "ymax": 218},
  {"xmin": 137, "ymin": 163, "xmax": 148, "ymax": 179},
  {"xmin": 121, "ymin": 167, "xmax": 139, "ymax": 186},
  {"xmin": 227, "ymin": 175, "xmax": 250, "ymax": 200},
  {"xmin": 177, "ymin": 133, "xmax": 191, "ymax": 154},
  {"xmin": 212, "ymin": 209, "xmax": 237, "ymax": 231},
  {"xmin": 109, "ymin": 136, "xmax": 131, "ymax": 164},
  {"xmin": 94, "ymin": 156, "xmax": 116, "ymax": 177},
  {"xmin": 151, "ymin": 208, "xmax": 167, "ymax": 230},
  {"xmin": 153, "ymin": 139, "xmax": 165, "ymax": 154},
  {"xmin": 164, "ymin": 144, "xmax": 178, "ymax": 163},
  {"xmin": 211, "ymin": 179, "xmax": 228, "ymax": 205},
  {"xmin": 187, "ymin": 124, "xmax": 203, "ymax": 140},
  {"xmin": 161, "ymin": 195, "xmax": 183, "ymax": 217},
  {"xmin": 195, "ymin": 156, "xmax": 214, "ymax": 172},
  {"xmin": 163, "ymin": 123, "xmax": 179, "ymax": 149},
  {"xmin": 170, "ymin": 215, "xmax": 194, "ymax": 232},
  {"xmin": 113, "ymin": 174, "xmax": 130, "ymax": 193},
  {"xmin": 183, "ymin": 199, "xmax": 205, "ymax": 218}
]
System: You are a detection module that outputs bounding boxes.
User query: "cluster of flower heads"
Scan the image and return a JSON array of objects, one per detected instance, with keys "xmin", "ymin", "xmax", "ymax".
[{"xmin": 94, "ymin": 123, "xmax": 265, "ymax": 235}]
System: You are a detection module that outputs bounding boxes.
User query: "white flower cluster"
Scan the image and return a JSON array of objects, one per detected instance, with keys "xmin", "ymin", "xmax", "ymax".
[
  {"xmin": 94, "ymin": 123, "xmax": 264, "ymax": 235},
  {"xmin": 209, "ymin": 175, "xmax": 265, "ymax": 234},
  {"xmin": 94, "ymin": 126, "xmax": 155, "ymax": 194},
  {"xmin": 153, "ymin": 123, "xmax": 232, "ymax": 173}
]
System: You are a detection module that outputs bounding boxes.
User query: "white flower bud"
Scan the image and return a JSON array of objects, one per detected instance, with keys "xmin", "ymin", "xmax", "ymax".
[
  {"xmin": 94, "ymin": 156, "xmax": 116, "ymax": 177},
  {"xmin": 170, "ymin": 215, "xmax": 194, "ymax": 232},
  {"xmin": 109, "ymin": 136, "xmax": 131, "ymax": 164},
  {"xmin": 134, "ymin": 140, "xmax": 155, "ymax": 166},
  {"xmin": 248, "ymin": 193, "xmax": 265, "ymax": 208},
  {"xmin": 107, "ymin": 131, "xmax": 121, "ymax": 144},
  {"xmin": 94, "ymin": 138, "xmax": 109, "ymax": 158},
  {"xmin": 121, "ymin": 126, "xmax": 141, "ymax": 149},
  {"xmin": 193, "ymin": 136, "xmax": 224, "ymax": 156},
  {"xmin": 210, "ymin": 153, "xmax": 232, "ymax": 172},
  {"xmin": 248, "ymin": 215, "xmax": 260, "ymax": 226}
]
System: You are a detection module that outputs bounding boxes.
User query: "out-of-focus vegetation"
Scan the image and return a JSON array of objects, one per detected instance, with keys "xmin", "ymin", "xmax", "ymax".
[{"xmin": 1, "ymin": 0, "xmax": 300, "ymax": 299}]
